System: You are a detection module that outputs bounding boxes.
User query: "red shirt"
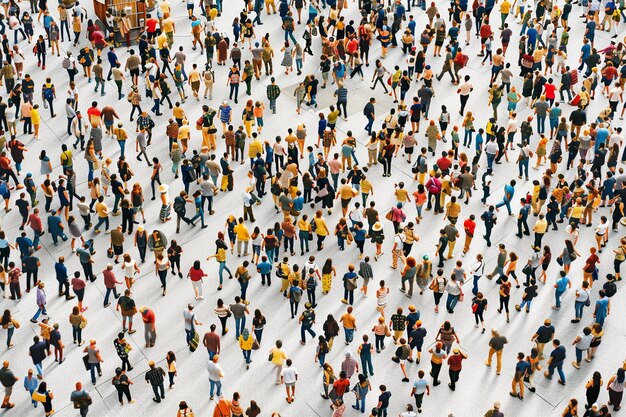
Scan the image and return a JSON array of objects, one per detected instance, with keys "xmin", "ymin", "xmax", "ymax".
[
  {"xmin": 436, "ymin": 157, "xmax": 452, "ymax": 172},
  {"xmin": 544, "ymin": 83, "xmax": 556, "ymax": 99},
  {"xmin": 463, "ymin": 218, "xmax": 476, "ymax": 235},
  {"xmin": 583, "ymin": 254, "xmax": 599, "ymax": 273},
  {"xmin": 103, "ymin": 269, "xmax": 118, "ymax": 289},
  {"xmin": 479, "ymin": 24, "xmax": 492, "ymax": 39},
  {"xmin": 189, "ymin": 267, "xmax": 205, "ymax": 282},
  {"xmin": 71, "ymin": 277, "xmax": 86, "ymax": 291},
  {"xmin": 448, "ymin": 353, "xmax": 465, "ymax": 371},
  {"xmin": 87, "ymin": 106, "xmax": 101, "ymax": 119},
  {"xmin": 146, "ymin": 18, "xmax": 158, "ymax": 33},
  {"xmin": 333, "ymin": 378, "xmax": 350, "ymax": 396},
  {"xmin": 0, "ymin": 156, "xmax": 11, "ymax": 170},
  {"xmin": 27, "ymin": 214, "xmax": 43, "ymax": 232},
  {"xmin": 142, "ymin": 309, "xmax": 155, "ymax": 324}
]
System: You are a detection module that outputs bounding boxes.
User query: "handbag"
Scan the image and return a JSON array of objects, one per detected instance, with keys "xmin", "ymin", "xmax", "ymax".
[
  {"xmin": 268, "ymin": 351, "xmax": 274, "ymax": 361},
  {"xmin": 252, "ymin": 340, "xmax": 260, "ymax": 350},
  {"xmin": 79, "ymin": 318, "xmax": 87, "ymax": 329},
  {"xmin": 556, "ymin": 256, "xmax": 563, "ymax": 266},
  {"xmin": 93, "ymin": 158, "xmax": 101, "ymax": 170},
  {"xmin": 385, "ymin": 211, "xmax": 393, "ymax": 221},
  {"xmin": 82, "ymin": 354, "xmax": 90, "ymax": 371},
  {"xmin": 317, "ymin": 186, "xmax": 329, "ymax": 198},
  {"xmin": 107, "ymin": 247, "xmax": 114, "ymax": 259},
  {"xmin": 207, "ymin": 125, "xmax": 218, "ymax": 134},
  {"xmin": 32, "ymin": 391, "xmax": 47, "ymax": 403}
]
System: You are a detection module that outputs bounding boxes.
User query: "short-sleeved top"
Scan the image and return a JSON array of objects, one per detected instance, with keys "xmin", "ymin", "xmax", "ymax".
[
  {"xmin": 229, "ymin": 303, "xmax": 246, "ymax": 318},
  {"xmin": 413, "ymin": 379, "xmax": 428, "ymax": 394},
  {"xmin": 550, "ymin": 345, "xmax": 566, "ymax": 364},
  {"xmin": 281, "ymin": 366, "xmax": 298, "ymax": 384},
  {"xmin": 535, "ymin": 325, "xmax": 555, "ymax": 343},
  {"xmin": 390, "ymin": 313, "xmax": 406, "ymax": 331},
  {"xmin": 189, "ymin": 267, "xmax": 204, "ymax": 282}
]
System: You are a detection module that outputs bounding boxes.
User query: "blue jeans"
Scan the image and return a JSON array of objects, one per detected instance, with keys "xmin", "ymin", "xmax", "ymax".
[
  {"xmin": 519, "ymin": 299, "xmax": 532, "ymax": 310},
  {"xmin": 537, "ymin": 115, "xmax": 546, "ymax": 134},
  {"xmin": 235, "ymin": 317, "xmax": 246, "ymax": 339},
  {"xmin": 472, "ymin": 275, "xmax": 480, "ymax": 295},
  {"xmin": 354, "ymin": 396, "xmax": 366, "ymax": 412},
  {"xmin": 495, "ymin": 199, "xmax": 512, "ymax": 215},
  {"xmin": 32, "ymin": 230, "xmax": 43, "ymax": 248},
  {"xmin": 103, "ymin": 287, "xmax": 119, "ymax": 306},
  {"xmin": 284, "ymin": 30, "xmax": 296, "ymax": 44},
  {"xmin": 242, "ymin": 349, "xmax": 251, "ymax": 364},
  {"xmin": 574, "ymin": 300, "xmax": 585, "ymax": 319},
  {"xmin": 555, "ymin": 289, "xmax": 565, "ymax": 308},
  {"xmin": 365, "ymin": 116, "xmax": 374, "ymax": 134},
  {"xmin": 209, "ymin": 380, "xmax": 222, "ymax": 397},
  {"xmin": 344, "ymin": 328, "xmax": 354, "ymax": 343},
  {"xmin": 34, "ymin": 362, "xmax": 43, "ymax": 377},
  {"xmin": 547, "ymin": 361, "xmax": 565, "ymax": 382},
  {"xmin": 486, "ymin": 153, "xmax": 495, "ymax": 170},
  {"xmin": 518, "ymin": 159, "xmax": 529, "ymax": 178},
  {"xmin": 575, "ymin": 347, "xmax": 584, "ymax": 364},
  {"xmin": 463, "ymin": 130, "xmax": 473, "ymax": 146},
  {"xmin": 239, "ymin": 280, "xmax": 249, "ymax": 301},
  {"xmin": 446, "ymin": 294, "xmax": 460, "ymax": 311},
  {"xmin": 89, "ymin": 362, "xmax": 101, "ymax": 384},
  {"xmin": 218, "ymin": 262, "xmax": 231, "ymax": 284},
  {"xmin": 31, "ymin": 306, "xmax": 47, "ymax": 321},
  {"xmin": 94, "ymin": 216, "xmax": 109, "ymax": 231},
  {"xmin": 118, "ymin": 140, "xmax": 126, "ymax": 158},
  {"xmin": 300, "ymin": 324, "xmax": 316, "ymax": 343}
]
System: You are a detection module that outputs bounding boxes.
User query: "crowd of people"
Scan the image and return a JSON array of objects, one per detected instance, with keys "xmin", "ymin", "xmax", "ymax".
[{"xmin": 0, "ymin": 0, "xmax": 624, "ymax": 415}]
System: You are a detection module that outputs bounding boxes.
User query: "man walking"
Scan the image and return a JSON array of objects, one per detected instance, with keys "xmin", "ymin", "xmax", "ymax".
[{"xmin": 145, "ymin": 361, "xmax": 166, "ymax": 403}]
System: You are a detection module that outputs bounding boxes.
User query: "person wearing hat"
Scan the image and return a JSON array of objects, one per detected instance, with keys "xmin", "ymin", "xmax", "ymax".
[
  {"xmin": 140, "ymin": 307, "xmax": 156, "ymax": 348},
  {"xmin": 145, "ymin": 360, "xmax": 166, "ymax": 403},
  {"xmin": 447, "ymin": 347, "xmax": 468, "ymax": 390},
  {"xmin": 112, "ymin": 122, "xmax": 128, "ymax": 159},
  {"xmin": 298, "ymin": 302, "xmax": 316, "ymax": 345}
]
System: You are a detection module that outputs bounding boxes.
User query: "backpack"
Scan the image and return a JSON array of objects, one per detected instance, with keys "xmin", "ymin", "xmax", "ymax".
[
  {"xmin": 501, "ymin": 283, "xmax": 510, "ymax": 297},
  {"xmin": 306, "ymin": 274, "xmax": 317, "ymax": 290},
  {"xmin": 605, "ymin": 281, "xmax": 617, "ymax": 297},
  {"xmin": 42, "ymin": 85, "xmax": 54, "ymax": 100},
  {"xmin": 62, "ymin": 57, "xmax": 71, "ymax": 69}
]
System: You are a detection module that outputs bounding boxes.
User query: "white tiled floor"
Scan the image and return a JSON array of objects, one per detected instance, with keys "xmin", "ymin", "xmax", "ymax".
[{"xmin": 1, "ymin": 1, "xmax": 625, "ymax": 416}]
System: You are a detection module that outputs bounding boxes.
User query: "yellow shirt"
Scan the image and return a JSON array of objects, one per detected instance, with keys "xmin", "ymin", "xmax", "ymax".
[
  {"xmin": 178, "ymin": 125, "xmax": 190, "ymax": 140},
  {"xmin": 234, "ymin": 223, "xmax": 250, "ymax": 241},
  {"xmin": 395, "ymin": 189, "xmax": 409, "ymax": 202},
  {"xmin": 570, "ymin": 205, "xmax": 584, "ymax": 219},
  {"xmin": 534, "ymin": 218, "xmax": 548, "ymax": 234},
  {"xmin": 340, "ymin": 185, "xmax": 356, "ymax": 200},
  {"xmin": 446, "ymin": 202, "xmax": 461, "ymax": 218},
  {"xmin": 340, "ymin": 313, "xmax": 356, "ymax": 329},
  {"xmin": 156, "ymin": 34, "xmax": 168, "ymax": 50},
  {"xmin": 173, "ymin": 106, "xmax": 185, "ymax": 119},
  {"xmin": 297, "ymin": 218, "xmax": 311, "ymax": 232},
  {"xmin": 314, "ymin": 218, "xmax": 328, "ymax": 236},
  {"xmin": 248, "ymin": 140, "xmax": 263, "ymax": 158},
  {"xmin": 161, "ymin": 18, "xmax": 175, "ymax": 33},
  {"xmin": 285, "ymin": 134, "xmax": 297, "ymax": 145},
  {"xmin": 360, "ymin": 179, "xmax": 372, "ymax": 194},
  {"xmin": 31, "ymin": 108, "xmax": 40, "ymax": 124},
  {"xmin": 270, "ymin": 347, "xmax": 287, "ymax": 365},
  {"xmin": 95, "ymin": 202, "xmax": 108, "ymax": 218},
  {"xmin": 500, "ymin": 0, "xmax": 512, "ymax": 14}
]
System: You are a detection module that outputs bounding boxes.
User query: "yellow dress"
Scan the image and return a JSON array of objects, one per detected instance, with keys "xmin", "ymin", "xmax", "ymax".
[{"xmin": 322, "ymin": 273, "xmax": 332, "ymax": 294}]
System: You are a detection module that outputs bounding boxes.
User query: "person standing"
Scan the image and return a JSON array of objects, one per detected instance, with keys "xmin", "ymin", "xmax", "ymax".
[
  {"xmin": 145, "ymin": 361, "xmax": 166, "ymax": 403},
  {"xmin": 140, "ymin": 307, "xmax": 156, "ymax": 348},
  {"xmin": 83, "ymin": 339, "xmax": 103, "ymax": 385},
  {"xmin": 207, "ymin": 355, "xmax": 224, "ymax": 400}
]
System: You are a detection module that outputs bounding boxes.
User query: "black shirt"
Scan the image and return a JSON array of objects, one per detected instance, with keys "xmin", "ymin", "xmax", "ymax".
[{"xmin": 535, "ymin": 325, "xmax": 555, "ymax": 343}]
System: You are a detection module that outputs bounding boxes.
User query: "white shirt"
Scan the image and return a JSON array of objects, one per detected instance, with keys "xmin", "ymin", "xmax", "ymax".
[
  {"xmin": 207, "ymin": 360, "xmax": 223, "ymax": 381},
  {"xmin": 281, "ymin": 366, "xmax": 298, "ymax": 384},
  {"xmin": 458, "ymin": 82, "xmax": 473, "ymax": 96},
  {"xmin": 485, "ymin": 141, "xmax": 499, "ymax": 155},
  {"xmin": 123, "ymin": 259, "xmax": 137, "ymax": 277}
]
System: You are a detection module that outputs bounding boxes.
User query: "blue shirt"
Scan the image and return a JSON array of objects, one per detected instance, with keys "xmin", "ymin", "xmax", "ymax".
[
  {"xmin": 504, "ymin": 184, "xmax": 515, "ymax": 201},
  {"xmin": 556, "ymin": 276, "xmax": 570, "ymax": 292},
  {"xmin": 475, "ymin": 134, "xmax": 484, "ymax": 152},
  {"xmin": 257, "ymin": 261, "xmax": 272, "ymax": 275},
  {"xmin": 55, "ymin": 262, "xmax": 68, "ymax": 281},
  {"xmin": 16, "ymin": 236, "xmax": 33, "ymax": 255},
  {"xmin": 580, "ymin": 43, "xmax": 591, "ymax": 60}
]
